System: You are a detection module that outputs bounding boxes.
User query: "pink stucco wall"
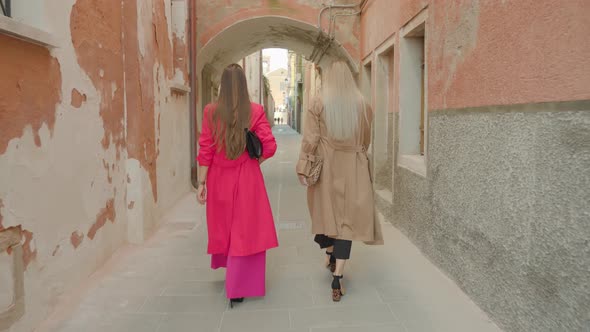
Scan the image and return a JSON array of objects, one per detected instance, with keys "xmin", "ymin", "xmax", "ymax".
[{"xmin": 361, "ymin": 0, "xmax": 590, "ymax": 111}]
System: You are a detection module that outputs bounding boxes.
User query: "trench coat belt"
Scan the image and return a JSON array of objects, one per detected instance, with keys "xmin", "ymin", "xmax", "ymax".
[
  {"xmin": 322, "ymin": 138, "xmax": 366, "ymax": 154},
  {"xmin": 320, "ymin": 138, "xmax": 369, "ymax": 235}
]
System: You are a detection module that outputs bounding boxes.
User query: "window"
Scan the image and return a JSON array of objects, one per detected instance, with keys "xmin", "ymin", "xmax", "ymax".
[
  {"xmin": 0, "ymin": 0, "xmax": 56, "ymax": 47},
  {"xmin": 362, "ymin": 59, "xmax": 375, "ymax": 173},
  {"xmin": 375, "ymin": 38, "xmax": 395, "ymax": 193},
  {"xmin": 10, "ymin": 0, "xmax": 45, "ymax": 29},
  {"xmin": 399, "ymin": 9, "xmax": 427, "ymax": 177},
  {"xmin": 0, "ymin": 0, "xmax": 11, "ymax": 17}
]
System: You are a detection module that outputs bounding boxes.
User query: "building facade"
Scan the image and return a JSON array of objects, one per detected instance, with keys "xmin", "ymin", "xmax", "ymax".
[
  {"xmin": 0, "ymin": 1, "xmax": 192, "ymax": 331},
  {"xmin": 241, "ymin": 51, "xmax": 263, "ymax": 104},
  {"xmin": 360, "ymin": 1, "xmax": 589, "ymax": 332},
  {"xmin": 265, "ymin": 67, "xmax": 288, "ymax": 110},
  {"xmin": 241, "ymin": 51, "xmax": 275, "ymax": 124}
]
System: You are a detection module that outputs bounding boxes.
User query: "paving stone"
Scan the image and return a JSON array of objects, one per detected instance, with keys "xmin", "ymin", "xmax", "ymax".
[{"xmin": 45, "ymin": 127, "xmax": 501, "ymax": 332}]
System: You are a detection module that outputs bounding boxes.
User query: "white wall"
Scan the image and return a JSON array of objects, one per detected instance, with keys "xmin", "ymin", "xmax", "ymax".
[
  {"xmin": 10, "ymin": 0, "xmax": 47, "ymax": 31},
  {"xmin": 243, "ymin": 51, "xmax": 262, "ymax": 103}
]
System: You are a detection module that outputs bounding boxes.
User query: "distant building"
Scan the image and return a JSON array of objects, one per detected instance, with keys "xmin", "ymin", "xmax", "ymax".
[
  {"xmin": 241, "ymin": 51, "xmax": 263, "ymax": 103},
  {"xmin": 265, "ymin": 67, "xmax": 288, "ymax": 109},
  {"xmin": 241, "ymin": 51, "xmax": 274, "ymax": 124},
  {"xmin": 262, "ymin": 55, "xmax": 271, "ymax": 75},
  {"xmin": 287, "ymin": 51, "xmax": 306, "ymax": 133}
]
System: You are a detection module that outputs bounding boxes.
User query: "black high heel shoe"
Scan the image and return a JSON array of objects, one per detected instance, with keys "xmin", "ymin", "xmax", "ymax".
[
  {"xmin": 325, "ymin": 251, "xmax": 336, "ymax": 273},
  {"xmin": 230, "ymin": 297, "xmax": 244, "ymax": 308},
  {"xmin": 331, "ymin": 275, "xmax": 345, "ymax": 302}
]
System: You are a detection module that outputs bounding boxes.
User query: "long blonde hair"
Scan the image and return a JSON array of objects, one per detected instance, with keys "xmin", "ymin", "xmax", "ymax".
[
  {"xmin": 321, "ymin": 61, "xmax": 365, "ymax": 140},
  {"xmin": 211, "ymin": 64, "xmax": 251, "ymax": 159}
]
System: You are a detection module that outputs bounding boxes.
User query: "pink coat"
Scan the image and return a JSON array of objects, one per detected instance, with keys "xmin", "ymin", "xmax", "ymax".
[{"xmin": 197, "ymin": 102, "xmax": 278, "ymax": 257}]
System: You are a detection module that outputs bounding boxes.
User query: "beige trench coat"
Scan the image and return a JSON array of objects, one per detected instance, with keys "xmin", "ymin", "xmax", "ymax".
[{"xmin": 296, "ymin": 99, "xmax": 383, "ymax": 245}]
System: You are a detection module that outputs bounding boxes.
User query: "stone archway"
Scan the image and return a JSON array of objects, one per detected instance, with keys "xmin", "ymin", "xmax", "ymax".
[
  {"xmin": 197, "ymin": 16, "xmax": 358, "ymax": 77},
  {"xmin": 191, "ymin": 13, "xmax": 361, "ymax": 186}
]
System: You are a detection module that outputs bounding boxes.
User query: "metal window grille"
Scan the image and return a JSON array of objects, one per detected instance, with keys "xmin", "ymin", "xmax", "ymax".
[{"xmin": 0, "ymin": 0, "xmax": 11, "ymax": 17}]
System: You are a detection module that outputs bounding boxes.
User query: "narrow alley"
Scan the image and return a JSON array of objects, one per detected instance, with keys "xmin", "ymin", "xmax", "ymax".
[
  {"xmin": 1, "ymin": 1, "xmax": 588, "ymax": 331},
  {"xmin": 40, "ymin": 127, "xmax": 500, "ymax": 332}
]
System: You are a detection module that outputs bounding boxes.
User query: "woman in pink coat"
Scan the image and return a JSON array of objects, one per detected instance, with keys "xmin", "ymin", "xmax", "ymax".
[{"xmin": 196, "ymin": 64, "xmax": 278, "ymax": 308}]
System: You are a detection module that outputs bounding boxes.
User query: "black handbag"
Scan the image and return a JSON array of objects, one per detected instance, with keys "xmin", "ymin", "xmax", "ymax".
[{"xmin": 245, "ymin": 128, "xmax": 263, "ymax": 159}]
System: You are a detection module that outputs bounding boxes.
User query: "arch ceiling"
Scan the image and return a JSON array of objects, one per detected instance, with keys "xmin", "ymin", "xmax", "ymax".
[{"xmin": 197, "ymin": 16, "xmax": 358, "ymax": 77}]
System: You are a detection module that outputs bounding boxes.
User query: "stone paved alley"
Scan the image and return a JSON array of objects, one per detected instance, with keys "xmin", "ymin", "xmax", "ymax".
[{"xmin": 38, "ymin": 126, "xmax": 501, "ymax": 332}]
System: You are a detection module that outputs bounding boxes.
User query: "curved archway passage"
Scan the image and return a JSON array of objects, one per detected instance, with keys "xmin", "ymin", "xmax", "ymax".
[
  {"xmin": 191, "ymin": 16, "xmax": 359, "ymax": 187},
  {"xmin": 197, "ymin": 16, "xmax": 358, "ymax": 79}
]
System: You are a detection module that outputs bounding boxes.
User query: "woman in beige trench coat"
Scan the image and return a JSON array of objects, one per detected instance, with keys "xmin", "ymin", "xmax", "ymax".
[{"xmin": 296, "ymin": 61, "xmax": 383, "ymax": 302}]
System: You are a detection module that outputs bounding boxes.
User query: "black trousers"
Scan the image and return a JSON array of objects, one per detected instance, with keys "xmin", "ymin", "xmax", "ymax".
[{"xmin": 314, "ymin": 234, "xmax": 352, "ymax": 260}]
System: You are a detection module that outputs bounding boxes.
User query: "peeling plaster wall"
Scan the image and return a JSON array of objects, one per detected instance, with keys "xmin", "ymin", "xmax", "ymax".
[
  {"xmin": 361, "ymin": 1, "xmax": 590, "ymax": 331},
  {"xmin": 0, "ymin": 0, "xmax": 191, "ymax": 330},
  {"xmin": 155, "ymin": 0, "xmax": 192, "ymax": 220},
  {"xmin": 1, "ymin": 1, "xmax": 128, "ymax": 330},
  {"xmin": 123, "ymin": 0, "xmax": 191, "ymax": 240}
]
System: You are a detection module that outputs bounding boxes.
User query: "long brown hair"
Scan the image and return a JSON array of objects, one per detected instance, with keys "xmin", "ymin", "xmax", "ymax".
[{"xmin": 210, "ymin": 63, "xmax": 252, "ymax": 160}]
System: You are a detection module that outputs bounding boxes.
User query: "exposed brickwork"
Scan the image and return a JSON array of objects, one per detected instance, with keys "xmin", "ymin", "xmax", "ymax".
[
  {"xmin": 122, "ymin": 0, "xmax": 176, "ymax": 203},
  {"xmin": 87, "ymin": 198, "xmax": 116, "ymax": 240}
]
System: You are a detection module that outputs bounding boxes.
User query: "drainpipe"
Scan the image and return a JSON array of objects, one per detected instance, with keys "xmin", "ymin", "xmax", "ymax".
[
  {"xmin": 188, "ymin": 0, "xmax": 198, "ymax": 188},
  {"xmin": 329, "ymin": 11, "xmax": 362, "ymax": 38},
  {"xmin": 317, "ymin": 2, "xmax": 363, "ymax": 31},
  {"xmin": 314, "ymin": 1, "xmax": 364, "ymax": 64}
]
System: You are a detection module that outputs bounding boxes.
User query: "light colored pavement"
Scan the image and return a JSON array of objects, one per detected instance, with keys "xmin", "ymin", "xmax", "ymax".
[{"xmin": 42, "ymin": 125, "xmax": 501, "ymax": 332}]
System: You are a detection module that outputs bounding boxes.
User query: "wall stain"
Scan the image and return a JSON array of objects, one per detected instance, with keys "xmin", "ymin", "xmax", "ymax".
[
  {"xmin": 431, "ymin": 0, "xmax": 481, "ymax": 109},
  {"xmin": 87, "ymin": 198, "xmax": 116, "ymax": 240},
  {"xmin": 102, "ymin": 160, "xmax": 113, "ymax": 183},
  {"xmin": 71, "ymin": 88, "xmax": 87, "ymax": 108},
  {"xmin": 2, "ymin": 226, "xmax": 22, "ymax": 255},
  {"xmin": 70, "ymin": 231, "xmax": 84, "ymax": 249},
  {"xmin": 52, "ymin": 245, "xmax": 60, "ymax": 256},
  {"xmin": 22, "ymin": 230, "xmax": 37, "ymax": 270}
]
